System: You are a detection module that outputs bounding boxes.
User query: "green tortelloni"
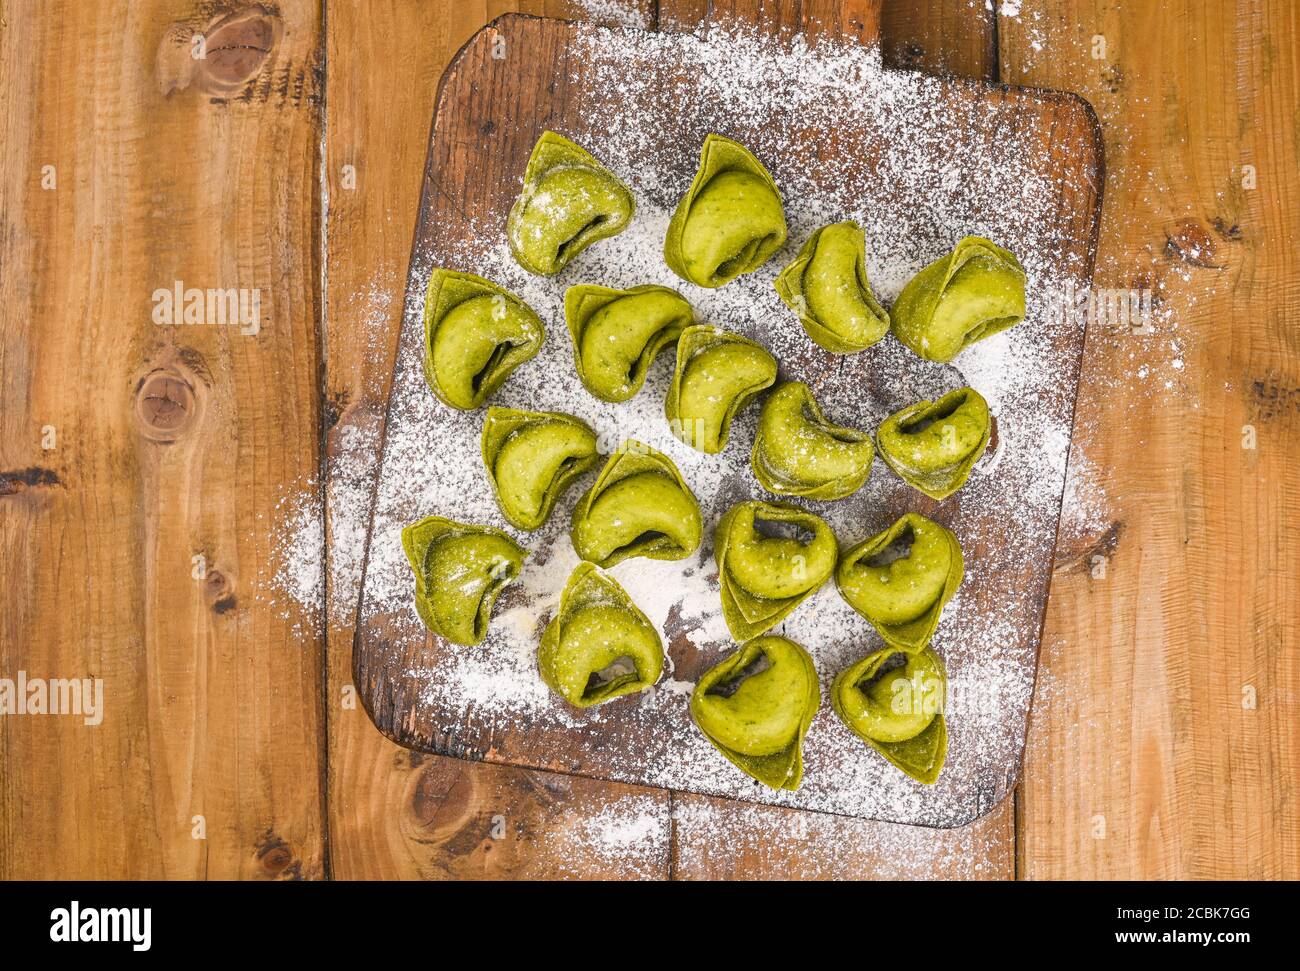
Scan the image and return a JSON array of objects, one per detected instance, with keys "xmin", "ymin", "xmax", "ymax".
[
  {"xmin": 506, "ymin": 131, "xmax": 635, "ymax": 276},
  {"xmin": 481, "ymin": 407, "xmax": 600, "ymax": 530},
  {"xmin": 690, "ymin": 636, "xmax": 820, "ymax": 791},
  {"xmin": 401, "ymin": 516, "xmax": 527, "ymax": 646},
  {"xmin": 876, "ymin": 387, "xmax": 990, "ymax": 500},
  {"xmin": 663, "ymin": 134, "xmax": 788, "ymax": 288},
  {"xmin": 773, "ymin": 221, "xmax": 890, "ymax": 353},
  {"xmin": 836, "ymin": 513, "xmax": 963, "ymax": 653},
  {"xmin": 564, "ymin": 284, "xmax": 693, "ymax": 402},
  {"xmin": 890, "ymin": 236, "xmax": 1027, "ymax": 363},
  {"xmin": 422, "ymin": 269, "xmax": 545, "ymax": 410},
  {"xmin": 751, "ymin": 381, "xmax": 874, "ymax": 500},
  {"xmin": 714, "ymin": 500, "xmax": 837, "ymax": 640},
  {"xmin": 570, "ymin": 440, "xmax": 702, "ymax": 568},
  {"xmin": 665, "ymin": 325, "xmax": 777, "ymax": 453},
  {"xmin": 832, "ymin": 646, "xmax": 948, "ymax": 784},
  {"xmin": 538, "ymin": 562, "xmax": 664, "ymax": 708}
]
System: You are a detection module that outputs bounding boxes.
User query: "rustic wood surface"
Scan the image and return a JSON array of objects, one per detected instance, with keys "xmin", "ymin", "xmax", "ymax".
[
  {"xmin": 3, "ymin": 0, "xmax": 1296, "ymax": 879},
  {"xmin": 0, "ymin": 0, "xmax": 327, "ymax": 879},
  {"xmin": 1005, "ymin": 0, "xmax": 1300, "ymax": 880}
]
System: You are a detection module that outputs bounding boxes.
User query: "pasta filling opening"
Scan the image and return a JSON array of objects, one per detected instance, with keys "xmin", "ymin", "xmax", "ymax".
[
  {"xmin": 962, "ymin": 315, "xmax": 1019, "ymax": 346},
  {"xmin": 551, "ymin": 453, "xmax": 586, "ymax": 481},
  {"xmin": 706, "ymin": 651, "xmax": 772, "ymax": 698},
  {"xmin": 584, "ymin": 656, "xmax": 640, "ymax": 698},
  {"xmin": 863, "ymin": 524, "xmax": 916, "ymax": 568},
  {"xmin": 754, "ymin": 516, "xmax": 815, "ymax": 546},
  {"xmin": 610, "ymin": 529, "xmax": 669, "ymax": 560},
  {"xmin": 900, "ymin": 393, "xmax": 967, "ymax": 434},
  {"xmin": 556, "ymin": 214, "xmax": 610, "ymax": 263},
  {"xmin": 856, "ymin": 651, "xmax": 907, "ymax": 694},
  {"xmin": 628, "ymin": 322, "xmax": 680, "ymax": 381},
  {"xmin": 472, "ymin": 341, "xmax": 519, "ymax": 395},
  {"xmin": 472, "ymin": 563, "xmax": 516, "ymax": 638},
  {"xmin": 801, "ymin": 401, "xmax": 861, "ymax": 444}
]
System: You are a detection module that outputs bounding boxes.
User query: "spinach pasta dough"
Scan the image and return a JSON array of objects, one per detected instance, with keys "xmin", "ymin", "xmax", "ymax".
[
  {"xmin": 570, "ymin": 440, "xmax": 702, "ymax": 568},
  {"xmin": 832, "ymin": 646, "xmax": 948, "ymax": 784},
  {"xmin": 774, "ymin": 221, "xmax": 890, "ymax": 353},
  {"xmin": 751, "ymin": 381, "xmax": 874, "ymax": 500},
  {"xmin": 665, "ymin": 324, "xmax": 777, "ymax": 453},
  {"xmin": 836, "ymin": 512, "xmax": 963, "ymax": 653},
  {"xmin": 401, "ymin": 515, "xmax": 527, "ymax": 646},
  {"xmin": 507, "ymin": 131, "xmax": 635, "ymax": 276},
  {"xmin": 891, "ymin": 235, "xmax": 1027, "ymax": 363},
  {"xmin": 538, "ymin": 562, "xmax": 664, "ymax": 708},
  {"xmin": 664, "ymin": 134, "xmax": 787, "ymax": 288},
  {"xmin": 714, "ymin": 499, "xmax": 837, "ymax": 640},
  {"xmin": 564, "ymin": 283, "xmax": 693, "ymax": 402},
  {"xmin": 690, "ymin": 636, "xmax": 820, "ymax": 791},
  {"xmin": 422, "ymin": 269, "xmax": 545, "ymax": 410},
  {"xmin": 877, "ymin": 386, "xmax": 990, "ymax": 500},
  {"xmin": 481, "ymin": 407, "xmax": 600, "ymax": 530}
]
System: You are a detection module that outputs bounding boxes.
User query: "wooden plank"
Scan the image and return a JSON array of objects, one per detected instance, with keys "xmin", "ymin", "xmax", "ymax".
[
  {"xmin": 658, "ymin": 0, "xmax": 881, "ymax": 42},
  {"xmin": 673, "ymin": 792, "xmax": 1014, "ymax": 879},
  {"xmin": 1003, "ymin": 0, "xmax": 1300, "ymax": 879},
  {"xmin": 880, "ymin": 0, "xmax": 997, "ymax": 78},
  {"xmin": 323, "ymin": 0, "xmax": 671, "ymax": 881},
  {"xmin": 0, "ymin": 0, "xmax": 325, "ymax": 878}
]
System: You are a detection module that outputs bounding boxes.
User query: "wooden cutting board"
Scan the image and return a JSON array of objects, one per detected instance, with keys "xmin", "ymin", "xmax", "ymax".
[{"xmin": 352, "ymin": 8, "xmax": 1102, "ymax": 826}]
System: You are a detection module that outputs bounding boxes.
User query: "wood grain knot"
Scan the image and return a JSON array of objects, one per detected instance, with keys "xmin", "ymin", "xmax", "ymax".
[
  {"xmin": 134, "ymin": 368, "xmax": 199, "ymax": 442},
  {"xmin": 255, "ymin": 833, "xmax": 298, "ymax": 876},
  {"xmin": 1056, "ymin": 519, "xmax": 1126, "ymax": 572},
  {"xmin": 203, "ymin": 6, "xmax": 280, "ymax": 92},
  {"xmin": 158, "ymin": 4, "xmax": 283, "ymax": 97},
  {"xmin": 0, "ymin": 467, "xmax": 61, "ymax": 497},
  {"xmin": 410, "ymin": 759, "xmax": 472, "ymax": 830},
  {"xmin": 1165, "ymin": 218, "xmax": 1225, "ymax": 268},
  {"xmin": 1250, "ymin": 377, "xmax": 1300, "ymax": 421},
  {"xmin": 205, "ymin": 569, "xmax": 237, "ymax": 614}
]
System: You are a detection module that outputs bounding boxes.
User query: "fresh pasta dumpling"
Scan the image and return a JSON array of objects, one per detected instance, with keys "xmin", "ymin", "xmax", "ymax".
[
  {"xmin": 401, "ymin": 515, "xmax": 527, "ymax": 646},
  {"xmin": 481, "ymin": 407, "xmax": 600, "ymax": 531},
  {"xmin": 538, "ymin": 562, "xmax": 664, "ymax": 708},
  {"xmin": 665, "ymin": 324, "xmax": 777, "ymax": 453},
  {"xmin": 876, "ymin": 387, "xmax": 990, "ymax": 500},
  {"xmin": 564, "ymin": 283, "xmax": 692, "ymax": 402},
  {"xmin": 714, "ymin": 499, "xmax": 837, "ymax": 640},
  {"xmin": 835, "ymin": 512, "xmax": 963, "ymax": 653},
  {"xmin": 691, "ymin": 636, "xmax": 820, "ymax": 791},
  {"xmin": 664, "ymin": 134, "xmax": 787, "ymax": 288},
  {"xmin": 507, "ymin": 131, "xmax": 635, "ymax": 276},
  {"xmin": 570, "ymin": 440, "xmax": 702, "ymax": 568},
  {"xmin": 422, "ymin": 269, "xmax": 544, "ymax": 410},
  {"xmin": 774, "ymin": 221, "xmax": 889, "ymax": 353},
  {"xmin": 751, "ymin": 381, "xmax": 874, "ymax": 500},
  {"xmin": 891, "ymin": 236, "xmax": 1026, "ymax": 363},
  {"xmin": 832, "ymin": 646, "xmax": 948, "ymax": 784}
]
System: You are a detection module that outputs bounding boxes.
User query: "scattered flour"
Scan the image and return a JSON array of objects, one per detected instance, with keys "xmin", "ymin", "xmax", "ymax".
[{"xmin": 542, "ymin": 793, "xmax": 668, "ymax": 879}]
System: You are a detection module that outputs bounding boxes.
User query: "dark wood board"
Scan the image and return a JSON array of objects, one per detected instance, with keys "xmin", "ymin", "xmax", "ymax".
[{"xmin": 352, "ymin": 10, "xmax": 1102, "ymax": 825}]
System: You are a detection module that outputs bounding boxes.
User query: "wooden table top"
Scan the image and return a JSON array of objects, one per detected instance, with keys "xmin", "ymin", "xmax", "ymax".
[{"xmin": 1, "ymin": 0, "xmax": 1295, "ymax": 879}]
